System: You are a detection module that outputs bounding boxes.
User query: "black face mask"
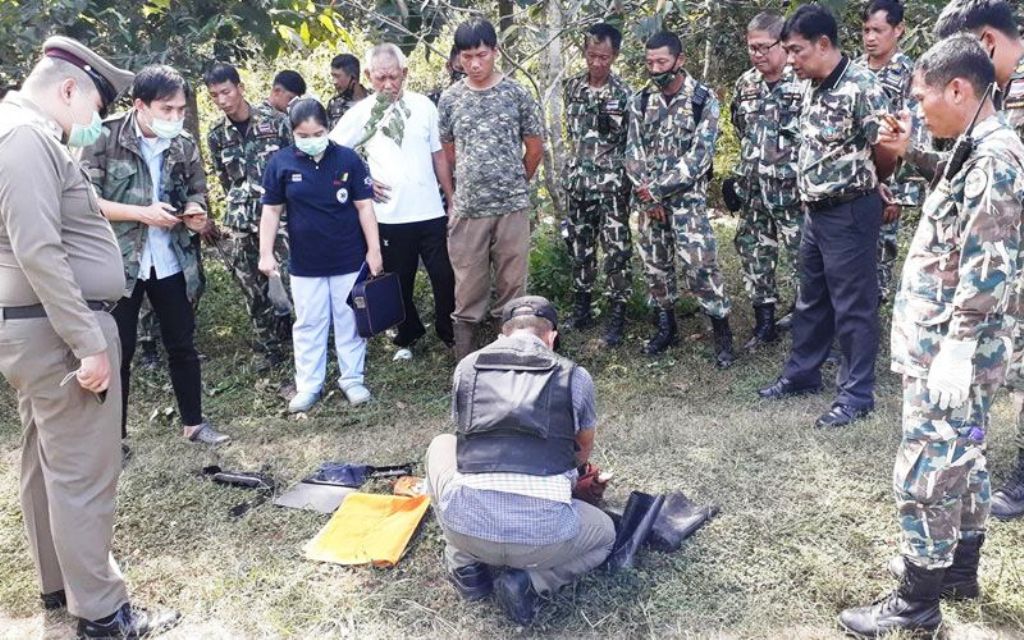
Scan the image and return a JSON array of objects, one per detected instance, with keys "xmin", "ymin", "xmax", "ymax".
[{"xmin": 649, "ymin": 67, "xmax": 679, "ymax": 89}]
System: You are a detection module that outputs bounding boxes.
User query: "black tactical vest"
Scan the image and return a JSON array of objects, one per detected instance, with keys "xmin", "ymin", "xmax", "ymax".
[{"xmin": 454, "ymin": 334, "xmax": 577, "ymax": 476}]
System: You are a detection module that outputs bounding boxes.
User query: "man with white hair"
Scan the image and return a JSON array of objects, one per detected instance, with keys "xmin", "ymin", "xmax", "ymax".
[{"xmin": 331, "ymin": 43, "xmax": 456, "ymax": 358}]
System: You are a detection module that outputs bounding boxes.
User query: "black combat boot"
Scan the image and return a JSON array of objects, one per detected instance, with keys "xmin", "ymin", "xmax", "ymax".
[
  {"xmin": 563, "ymin": 291, "xmax": 594, "ymax": 331},
  {"xmin": 838, "ymin": 560, "xmax": 944, "ymax": 638},
  {"xmin": 641, "ymin": 309, "xmax": 677, "ymax": 355},
  {"xmin": 447, "ymin": 562, "xmax": 493, "ymax": 602},
  {"xmin": 887, "ymin": 535, "xmax": 983, "ymax": 600},
  {"xmin": 744, "ymin": 303, "xmax": 777, "ymax": 350},
  {"xmin": 710, "ymin": 315, "xmax": 735, "ymax": 368},
  {"xmin": 991, "ymin": 449, "xmax": 1024, "ymax": 520},
  {"xmin": 602, "ymin": 300, "xmax": 628, "ymax": 347}
]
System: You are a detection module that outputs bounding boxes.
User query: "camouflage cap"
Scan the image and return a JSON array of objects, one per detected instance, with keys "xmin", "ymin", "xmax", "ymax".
[
  {"xmin": 502, "ymin": 295, "xmax": 559, "ymax": 331},
  {"xmin": 42, "ymin": 36, "xmax": 134, "ymax": 108}
]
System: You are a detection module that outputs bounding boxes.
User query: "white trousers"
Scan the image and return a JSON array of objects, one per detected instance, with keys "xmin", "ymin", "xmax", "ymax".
[{"xmin": 291, "ymin": 273, "xmax": 367, "ymax": 394}]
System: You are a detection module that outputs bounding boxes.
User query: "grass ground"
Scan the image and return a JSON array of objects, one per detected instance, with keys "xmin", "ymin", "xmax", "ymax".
[{"xmin": 1, "ymin": 218, "xmax": 1023, "ymax": 640}]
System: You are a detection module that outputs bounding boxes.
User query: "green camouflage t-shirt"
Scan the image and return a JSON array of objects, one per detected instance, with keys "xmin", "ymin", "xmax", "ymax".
[{"xmin": 438, "ymin": 76, "xmax": 544, "ymax": 217}]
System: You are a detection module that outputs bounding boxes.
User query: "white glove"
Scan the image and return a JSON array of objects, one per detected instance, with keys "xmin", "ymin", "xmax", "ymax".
[{"xmin": 926, "ymin": 339, "xmax": 976, "ymax": 410}]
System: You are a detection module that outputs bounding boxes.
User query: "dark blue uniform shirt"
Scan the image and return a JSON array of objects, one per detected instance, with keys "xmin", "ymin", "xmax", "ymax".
[{"xmin": 262, "ymin": 141, "xmax": 374, "ymax": 277}]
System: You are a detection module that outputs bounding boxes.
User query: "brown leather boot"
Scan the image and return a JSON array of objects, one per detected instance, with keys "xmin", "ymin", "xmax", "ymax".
[{"xmin": 453, "ymin": 322, "xmax": 476, "ymax": 363}]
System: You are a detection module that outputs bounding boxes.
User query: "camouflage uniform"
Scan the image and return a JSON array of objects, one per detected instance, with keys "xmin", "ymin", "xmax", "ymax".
[
  {"xmin": 327, "ymin": 90, "xmax": 365, "ymax": 130},
  {"xmin": 890, "ymin": 114, "xmax": 1024, "ymax": 567},
  {"xmin": 562, "ymin": 72, "xmax": 633, "ymax": 303},
  {"xmin": 729, "ymin": 66, "xmax": 804, "ymax": 306},
  {"xmin": 207, "ymin": 101, "xmax": 292, "ymax": 354},
  {"xmin": 625, "ymin": 72, "xmax": 730, "ymax": 319},
  {"xmin": 995, "ymin": 55, "xmax": 1024, "ymax": 450},
  {"xmin": 856, "ymin": 51, "xmax": 926, "ymax": 300},
  {"xmin": 79, "ymin": 111, "xmax": 206, "ymax": 301}
]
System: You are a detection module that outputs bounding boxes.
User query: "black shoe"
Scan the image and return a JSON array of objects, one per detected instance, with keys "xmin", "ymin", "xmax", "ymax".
[
  {"xmin": 888, "ymin": 536, "xmax": 983, "ymax": 601},
  {"xmin": 838, "ymin": 561, "xmax": 944, "ymax": 638},
  {"xmin": 775, "ymin": 303, "xmax": 795, "ymax": 331},
  {"xmin": 816, "ymin": 403, "xmax": 871, "ymax": 429},
  {"xmin": 41, "ymin": 589, "xmax": 66, "ymax": 610},
  {"xmin": 448, "ymin": 562, "xmax": 493, "ymax": 602},
  {"xmin": 641, "ymin": 309, "xmax": 677, "ymax": 355},
  {"xmin": 77, "ymin": 602, "xmax": 180, "ymax": 639},
  {"xmin": 757, "ymin": 377, "xmax": 822, "ymax": 400},
  {"xmin": 493, "ymin": 569, "xmax": 537, "ymax": 626},
  {"xmin": 137, "ymin": 343, "xmax": 159, "ymax": 371},
  {"xmin": 254, "ymin": 350, "xmax": 288, "ymax": 373},
  {"xmin": 602, "ymin": 301, "xmax": 627, "ymax": 347},
  {"xmin": 991, "ymin": 449, "xmax": 1024, "ymax": 521},
  {"xmin": 744, "ymin": 304, "xmax": 777, "ymax": 350},
  {"xmin": 563, "ymin": 291, "xmax": 594, "ymax": 331},
  {"xmin": 709, "ymin": 315, "xmax": 735, "ymax": 368}
]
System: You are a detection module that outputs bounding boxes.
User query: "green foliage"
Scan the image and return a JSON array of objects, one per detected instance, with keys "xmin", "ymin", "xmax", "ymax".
[{"xmin": 527, "ymin": 219, "xmax": 574, "ymax": 307}]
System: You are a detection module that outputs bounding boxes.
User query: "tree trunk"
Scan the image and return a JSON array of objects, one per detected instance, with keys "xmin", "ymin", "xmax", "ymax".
[
  {"xmin": 498, "ymin": 0, "xmax": 516, "ymax": 51},
  {"xmin": 540, "ymin": 0, "xmax": 566, "ymax": 216},
  {"xmin": 701, "ymin": 0, "xmax": 714, "ymax": 81}
]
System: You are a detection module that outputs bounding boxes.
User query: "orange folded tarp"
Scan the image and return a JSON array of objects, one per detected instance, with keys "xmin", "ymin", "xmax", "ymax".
[{"xmin": 304, "ymin": 493, "xmax": 430, "ymax": 567}]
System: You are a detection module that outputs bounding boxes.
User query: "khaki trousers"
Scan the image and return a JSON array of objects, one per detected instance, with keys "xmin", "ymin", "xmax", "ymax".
[
  {"xmin": 0, "ymin": 311, "xmax": 127, "ymax": 620},
  {"xmin": 425, "ymin": 434, "xmax": 615, "ymax": 595},
  {"xmin": 447, "ymin": 211, "xmax": 529, "ymax": 324}
]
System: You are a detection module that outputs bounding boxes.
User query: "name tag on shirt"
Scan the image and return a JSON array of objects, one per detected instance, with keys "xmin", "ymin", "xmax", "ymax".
[{"xmin": 290, "ymin": 173, "xmax": 303, "ymax": 182}]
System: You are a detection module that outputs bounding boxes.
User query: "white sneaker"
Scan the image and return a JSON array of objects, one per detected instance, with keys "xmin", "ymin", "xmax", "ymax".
[
  {"xmin": 341, "ymin": 383, "xmax": 371, "ymax": 406},
  {"xmin": 393, "ymin": 348, "xmax": 413, "ymax": 361},
  {"xmin": 288, "ymin": 391, "xmax": 321, "ymax": 413}
]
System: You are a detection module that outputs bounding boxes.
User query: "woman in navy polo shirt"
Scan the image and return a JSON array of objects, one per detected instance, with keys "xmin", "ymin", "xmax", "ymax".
[{"xmin": 259, "ymin": 99, "xmax": 382, "ymax": 412}]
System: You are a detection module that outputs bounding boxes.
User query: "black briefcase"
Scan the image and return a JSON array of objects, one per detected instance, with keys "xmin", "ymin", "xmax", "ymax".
[{"xmin": 347, "ymin": 267, "xmax": 405, "ymax": 338}]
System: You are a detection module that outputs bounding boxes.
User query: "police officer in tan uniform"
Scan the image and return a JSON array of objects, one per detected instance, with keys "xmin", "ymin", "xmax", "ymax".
[{"xmin": 0, "ymin": 37, "xmax": 178, "ymax": 639}]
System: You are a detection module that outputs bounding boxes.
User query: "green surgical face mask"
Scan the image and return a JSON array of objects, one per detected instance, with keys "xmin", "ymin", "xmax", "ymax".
[
  {"xmin": 67, "ymin": 95, "xmax": 103, "ymax": 148},
  {"xmin": 295, "ymin": 135, "xmax": 329, "ymax": 157},
  {"xmin": 649, "ymin": 68, "xmax": 679, "ymax": 89}
]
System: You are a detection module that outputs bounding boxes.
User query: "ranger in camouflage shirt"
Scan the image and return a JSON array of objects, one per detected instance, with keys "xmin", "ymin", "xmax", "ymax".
[
  {"xmin": 327, "ymin": 53, "xmax": 369, "ymax": 129},
  {"xmin": 205, "ymin": 62, "xmax": 293, "ymax": 363},
  {"xmin": 79, "ymin": 64, "xmax": 230, "ymax": 447},
  {"xmin": 730, "ymin": 11, "xmax": 805, "ymax": 351},
  {"xmin": 841, "ymin": 36, "xmax": 1024, "ymax": 637},
  {"xmin": 929, "ymin": 0, "xmax": 1024, "ymax": 521},
  {"xmin": 758, "ymin": 5, "xmax": 898, "ymax": 429},
  {"xmin": 625, "ymin": 30, "xmax": 734, "ymax": 368},
  {"xmin": 437, "ymin": 18, "xmax": 545, "ymax": 361},
  {"xmin": 857, "ymin": 0, "xmax": 926, "ymax": 301},
  {"xmin": 561, "ymin": 23, "xmax": 633, "ymax": 346}
]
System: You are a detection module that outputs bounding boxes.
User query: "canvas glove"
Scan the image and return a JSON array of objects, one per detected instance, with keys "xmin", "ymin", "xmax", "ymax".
[{"xmin": 926, "ymin": 339, "xmax": 976, "ymax": 410}]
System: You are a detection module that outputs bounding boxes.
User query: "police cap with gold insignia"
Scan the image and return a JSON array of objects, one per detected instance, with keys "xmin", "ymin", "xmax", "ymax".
[{"xmin": 42, "ymin": 36, "xmax": 133, "ymax": 111}]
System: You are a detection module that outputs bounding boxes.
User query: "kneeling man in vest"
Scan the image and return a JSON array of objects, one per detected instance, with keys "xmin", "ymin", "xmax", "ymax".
[{"xmin": 425, "ymin": 295, "xmax": 615, "ymax": 625}]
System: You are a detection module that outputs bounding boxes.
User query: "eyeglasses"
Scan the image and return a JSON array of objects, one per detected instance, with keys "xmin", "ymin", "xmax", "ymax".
[{"xmin": 748, "ymin": 41, "xmax": 780, "ymax": 56}]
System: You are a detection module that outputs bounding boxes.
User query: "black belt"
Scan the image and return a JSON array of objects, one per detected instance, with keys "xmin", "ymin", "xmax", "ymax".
[
  {"xmin": 0, "ymin": 300, "xmax": 115, "ymax": 320},
  {"xmin": 805, "ymin": 190, "xmax": 873, "ymax": 213}
]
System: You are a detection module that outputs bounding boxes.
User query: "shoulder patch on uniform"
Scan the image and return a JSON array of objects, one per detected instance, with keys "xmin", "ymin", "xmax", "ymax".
[{"xmin": 963, "ymin": 167, "xmax": 988, "ymax": 200}]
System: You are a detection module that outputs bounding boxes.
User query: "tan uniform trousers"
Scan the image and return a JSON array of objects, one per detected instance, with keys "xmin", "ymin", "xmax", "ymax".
[
  {"xmin": 425, "ymin": 434, "xmax": 615, "ymax": 595},
  {"xmin": 447, "ymin": 210, "xmax": 529, "ymax": 324},
  {"xmin": 0, "ymin": 311, "xmax": 127, "ymax": 620}
]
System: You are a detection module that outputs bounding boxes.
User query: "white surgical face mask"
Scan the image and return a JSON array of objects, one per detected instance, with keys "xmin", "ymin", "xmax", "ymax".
[
  {"xmin": 150, "ymin": 116, "xmax": 184, "ymax": 140},
  {"xmin": 295, "ymin": 135, "xmax": 328, "ymax": 157},
  {"xmin": 67, "ymin": 88, "xmax": 103, "ymax": 147}
]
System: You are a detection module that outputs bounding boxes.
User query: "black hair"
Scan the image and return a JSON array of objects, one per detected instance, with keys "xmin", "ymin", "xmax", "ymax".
[
  {"xmin": 273, "ymin": 70, "xmax": 306, "ymax": 96},
  {"xmin": 935, "ymin": 0, "xmax": 1019, "ymax": 39},
  {"xmin": 862, "ymin": 0, "xmax": 905, "ymax": 26},
  {"xmin": 203, "ymin": 62, "xmax": 240, "ymax": 87},
  {"xmin": 288, "ymin": 97, "xmax": 328, "ymax": 130},
  {"xmin": 748, "ymin": 11, "xmax": 786, "ymax": 39},
  {"xmin": 916, "ymin": 33, "xmax": 995, "ymax": 97},
  {"xmin": 132, "ymin": 65, "xmax": 188, "ymax": 104},
  {"xmin": 586, "ymin": 23, "xmax": 623, "ymax": 52},
  {"xmin": 645, "ymin": 31, "xmax": 682, "ymax": 57},
  {"xmin": 782, "ymin": 3, "xmax": 840, "ymax": 48},
  {"xmin": 449, "ymin": 44, "xmax": 460, "ymax": 61},
  {"xmin": 453, "ymin": 18, "xmax": 498, "ymax": 52},
  {"xmin": 330, "ymin": 54, "xmax": 360, "ymax": 77}
]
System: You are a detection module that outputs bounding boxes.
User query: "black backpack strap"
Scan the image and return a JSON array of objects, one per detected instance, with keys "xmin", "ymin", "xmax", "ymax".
[{"xmin": 691, "ymin": 83, "xmax": 710, "ymax": 125}]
